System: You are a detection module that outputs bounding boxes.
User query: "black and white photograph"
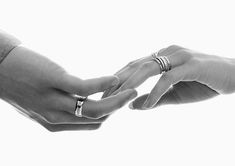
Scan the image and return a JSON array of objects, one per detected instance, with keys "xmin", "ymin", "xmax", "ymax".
[{"xmin": 0, "ymin": 0, "xmax": 235, "ymax": 165}]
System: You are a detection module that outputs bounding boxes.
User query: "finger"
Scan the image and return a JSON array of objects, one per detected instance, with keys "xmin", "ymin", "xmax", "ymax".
[
  {"xmin": 56, "ymin": 88, "xmax": 137, "ymax": 119},
  {"xmin": 158, "ymin": 45, "xmax": 183, "ymax": 57},
  {"xmin": 43, "ymin": 123, "xmax": 102, "ymax": 132},
  {"xmin": 114, "ymin": 57, "xmax": 146, "ymax": 75},
  {"xmin": 103, "ymin": 46, "xmax": 183, "ymax": 98},
  {"xmin": 58, "ymin": 74, "xmax": 119, "ymax": 96},
  {"xmin": 129, "ymin": 93, "xmax": 149, "ymax": 110},
  {"xmin": 129, "ymin": 82, "xmax": 214, "ymax": 110},
  {"xmin": 83, "ymin": 89, "xmax": 137, "ymax": 119},
  {"xmin": 102, "ymin": 47, "xmax": 181, "ymax": 98},
  {"xmin": 83, "ymin": 76, "xmax": 120, "ymax": 95},
  {"xmin": 16, "ymin": 107, "xmax": 102, "ymax": 132},
  {"xmin": 113, "ymin": 45, "xmax": 181, "ymax": 84},
  {"xmin": 102, "ymin": 56, "xmax": 154, "ymax": 98},
  {"xmin": 156, "ymin": 81, "xmax": 219, "ymax": 106},
  {"xmin": 115, "ymin": 45, "xmax": 181, "ymax": 81},
  {"xmin": 111, "ymin": 61, "xmax": 161, "ymax": 95},
  {"xmin": 49, "ymin": 91, "xmax": 109, "ymax": 123},
  {"xmin": 128, "ymin": 87, "xmax": 179, "ymax": 111},
  {"xmin": 114, "ymin": 57, "xmax": 151, "ymax": 82},
  {"xmin": 143, "ymin": 65, "xmax": 190, "ymax": 109},
  {"xmin": 129, "ymin": 91, "xmax": 182, "ymax": 110},
  {"xmin": 44, "ymin": 110, "xmax": 108, "ymax": 124},
  {"xmin": 111, "ymin": 51, "xmax": 188, "ymax": 96},
  {"xmin": 34, "ymin": 112, "xmax": 102, "ymax": 131},
  {"xmin": 129, "ymin": 81, "xmax": 220, "ymax": 110},
  {"xmin": 102, "ymin": 84, "xmax": 119, "ymax": 99}
]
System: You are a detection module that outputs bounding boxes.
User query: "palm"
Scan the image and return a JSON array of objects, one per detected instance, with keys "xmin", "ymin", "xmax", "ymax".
[{"xmin": 132, "ymin": 81, "xmax": 219, "ymax": 109}]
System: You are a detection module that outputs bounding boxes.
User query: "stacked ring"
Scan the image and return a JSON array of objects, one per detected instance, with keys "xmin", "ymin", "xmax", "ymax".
[
  {"xmin": 152, "ymin": 52, "xmax": 172, "ymax": 73},
  {"xmin": 74, "ymin": 95, "xmax": 87, "ymax": 117}
]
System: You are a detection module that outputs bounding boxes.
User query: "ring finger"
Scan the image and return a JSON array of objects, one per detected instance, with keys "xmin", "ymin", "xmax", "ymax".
[
  {"xmin": 103, "ymin": 46, "xmax": 183, "ymax": 98},
  {"xmin": 54, "ymin": 88, "xmax": 137, "ymax": 120},
  {"xmin": 102, "ymin": 56, "xmax": 153, "ymax": 98},
  {"xmin": 48, "ymin": 92, "xmax": 108, "ymax": 124},
  {"xmin": 111, "ymin": 51, "xmax": 186, "ymax": 95}
]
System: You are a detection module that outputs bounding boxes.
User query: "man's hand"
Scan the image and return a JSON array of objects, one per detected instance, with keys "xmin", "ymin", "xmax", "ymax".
[{"xmin": 0, "ymin": 46, "xmax": 137, "ymax": 131}]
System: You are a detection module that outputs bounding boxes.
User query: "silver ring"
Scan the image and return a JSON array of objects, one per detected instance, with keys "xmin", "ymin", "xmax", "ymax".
[
  {"xmin": 74, "ymin": 95, "xmax": 87, "ymax": 117},
  {"xmin": 163, "ymin": 56, "xmax": 172, "ymax": 71},
  {"xmin": 152, "ymin": 53, "xmax": 163, "ymax": 72},
  {"xmin": 151, "ymin": 52, "xmax": 172, "ymax": 73}
]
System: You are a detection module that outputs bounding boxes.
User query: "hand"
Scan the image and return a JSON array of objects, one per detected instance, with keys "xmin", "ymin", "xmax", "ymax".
[
  {"xmin": 103, "ymin": 45, "xmax": 235, "ymax": 110},
  {"xmin": 0, "ymin": 46, "xmax": 137, "ymax": 131}
]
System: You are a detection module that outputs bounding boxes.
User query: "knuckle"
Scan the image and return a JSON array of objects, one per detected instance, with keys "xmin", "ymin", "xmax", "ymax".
[
  {"xmin": 141, "ymin": 62, "xmax": 151, "ymax": 70},
  {"xmin": 167, "ymin": 45, "xmax": 181, "ymax": 51},
  {"xmin": 158, "ymin": 48, "xmax": 166, "ymax": 54},
  {"xmin": 189, "ymin": 57, "xmax": 201, "ymax": 67},
  {"xmin": 161, "ymin": 72, "xmax": 174, "ymax": 82},
  {"xmin": 127, "ymin": 60, "xmax": 137, "ymax": 68},
  {"xmin": 162, "ymin": 72, "xmax": 171, "ymax": 79},
  {"xmin": 177, "ymin": 49, "xmax": 193, "ymax": 60}
]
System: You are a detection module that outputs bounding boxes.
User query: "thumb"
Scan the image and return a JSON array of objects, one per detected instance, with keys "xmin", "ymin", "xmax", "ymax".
[
  {"xmin": 129, "ymin": 82, "xmax": 219, "ymax": 110},
  {"xmin": 59, "ymin": 74, "xmax": 119, "ymax": 96}
]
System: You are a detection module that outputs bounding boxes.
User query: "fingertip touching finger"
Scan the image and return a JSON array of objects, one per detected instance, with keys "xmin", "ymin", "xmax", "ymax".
[
  {"xmin": 82, "ymin": 89, "xmax": 137, "ymax": 119},
  {"xmin": 57, "ymin": 73, "xmax": 119, "ymax": 96}
]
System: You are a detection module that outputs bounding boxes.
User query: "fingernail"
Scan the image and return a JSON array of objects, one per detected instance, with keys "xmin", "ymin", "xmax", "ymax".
[
  {"xmin": 129, "ymin": 102, "xmax": 135, "ymax": 110},
  {"xmin": 111, "ymin": 78, "xmax": 119, "ymax": 86}
]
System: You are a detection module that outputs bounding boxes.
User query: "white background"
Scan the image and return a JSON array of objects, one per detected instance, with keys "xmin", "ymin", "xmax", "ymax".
[{"xmin": 1, "ymin": 0, "xmax": 235, "ymax": 165}]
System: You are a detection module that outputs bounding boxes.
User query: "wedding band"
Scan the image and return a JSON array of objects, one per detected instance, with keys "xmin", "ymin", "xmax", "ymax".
[
  {"xmin": 152, "ymin": 52, "xmax": 172, "ymax": 73},
  {"xmin": 152, "ymin": 52, "xmax": 163, "ymax": 72},
  {"xmin": 163, "ymin": 56, "xmax": 172, "ymax": 71},
  {"xmin": 74, "ymin": 95, "xmax": 87, "ymax": 117}
]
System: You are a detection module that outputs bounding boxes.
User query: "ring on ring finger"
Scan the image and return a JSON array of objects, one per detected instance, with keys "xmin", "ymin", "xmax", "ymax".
[
  {"xmin": 74, "ymin": 95, "xmax": 87, "ymax": 117},
  {"xmin": 151, "ymin": 52, "xmax": 172, "ymax": 73}
]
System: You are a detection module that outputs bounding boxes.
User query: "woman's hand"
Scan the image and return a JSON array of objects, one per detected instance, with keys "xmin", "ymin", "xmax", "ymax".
[
  {"xmin": 103, "ymin": 45, "xmax": 235, "ymax": 110},
  {"xmin": 0, "ymin": 46, "xmax": 137, "ymax": 131}
]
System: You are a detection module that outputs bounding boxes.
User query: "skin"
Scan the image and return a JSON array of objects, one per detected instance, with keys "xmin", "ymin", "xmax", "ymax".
[
  {"xmin": 103, "ymin": 45, "xmax": 235, "ymax": 110},
  {"xmin": 0, "ymin": 46, "xmax": 137, "ymax": 132}
]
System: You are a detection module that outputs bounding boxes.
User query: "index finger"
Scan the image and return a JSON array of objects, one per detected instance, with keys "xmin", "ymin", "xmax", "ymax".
[
  {"xmin": 102, "ymin": 56, "xmax": 152, "ymax": 98},
  {"xmin": 83, "ymin": 89, "xmax": 137, "ymax": 119}
]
